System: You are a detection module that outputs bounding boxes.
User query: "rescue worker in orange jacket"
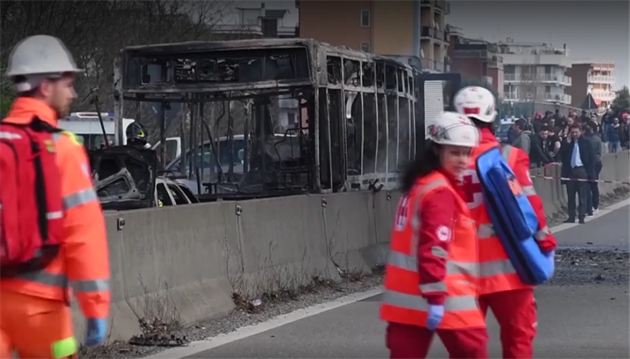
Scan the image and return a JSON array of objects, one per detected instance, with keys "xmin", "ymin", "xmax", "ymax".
[
  {"xmin": 0, "ymin": 35, "xmax": 110, "ymax": 358},
  {"xmin": 454, "ymin": 86, "xmax": 557, "ymax": 359},
  {"xmin": 381, "ymin": 112, "xmax": 488, "ymax": 359}
]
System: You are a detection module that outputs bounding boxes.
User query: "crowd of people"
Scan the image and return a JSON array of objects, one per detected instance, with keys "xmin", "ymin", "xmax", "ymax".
[{"xmin": 505, "ymin": 108, "xmax": 629, "ymax": 223}]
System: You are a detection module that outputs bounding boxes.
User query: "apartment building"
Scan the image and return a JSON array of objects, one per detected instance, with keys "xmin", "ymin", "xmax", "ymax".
[
  {"xmin": 500, "ymin": 40, "xmax": 572, "ymax": 105},
  {"xmin": 213, "ymin": 2, "xmax": 298, "ymax": 39},
  {"xmin": 567, "ymin": 62, "xmax": 616, "ymax": 110},
  {"xmin": 298, "ymin": 0, "xmax": 451, "ymax": 73},
  {"xmin": 447, "ymin": 28, "xmax": 504, "ymax": 97}
]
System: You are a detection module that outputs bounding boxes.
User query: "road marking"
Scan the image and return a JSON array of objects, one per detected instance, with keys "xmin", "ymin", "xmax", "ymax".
[
  {"xmin": 142, "ymin": 288, "xmax": 383, "ymax": 359},
  {"xmin": 143, "ymin": 200, "xmax": 629, "ymax": 359},
  {"xmin": 549, "ymin": 198, "xmax": 629, "ymax": 233}
]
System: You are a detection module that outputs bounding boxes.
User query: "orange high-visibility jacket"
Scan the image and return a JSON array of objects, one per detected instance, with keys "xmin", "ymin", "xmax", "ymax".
[
  {"xmin": 464, "ymin": 136, "xmax": 556, "ymax": 295},
  {"xmin": 380, "ymin": 171, "xmax": 485, "ymax": 330},
  {"xmin": 1, "ymin": 97, "xmax": 111, "ymax": 319}
]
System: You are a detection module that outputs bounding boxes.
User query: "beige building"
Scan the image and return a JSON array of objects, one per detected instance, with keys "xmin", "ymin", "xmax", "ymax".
[
  {"xmin": 567, "ymin": 62, "xmax": 616, "ymax": 110},
  {"xmin": 298, "ymin": 0, "xmax": 451, "ymax": 72}
]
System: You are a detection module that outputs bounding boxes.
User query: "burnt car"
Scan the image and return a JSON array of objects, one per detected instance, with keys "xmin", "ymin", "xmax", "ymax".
[
  {"xmin": 155, "ymin": 177, "xmax": 198, "ymax": 206},
  {"xmin": 89, "ymin": 146, "xmax": 158, "ymax": 210}
]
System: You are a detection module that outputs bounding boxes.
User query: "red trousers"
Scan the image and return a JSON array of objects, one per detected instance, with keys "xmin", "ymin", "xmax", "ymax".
[
  {"xmin": 386, "ymin": 322, "xmax": 489, "ymax": 359},
  {"xmin": 479, "ymin": 288, "xmax": 537, "ymax": 359}
]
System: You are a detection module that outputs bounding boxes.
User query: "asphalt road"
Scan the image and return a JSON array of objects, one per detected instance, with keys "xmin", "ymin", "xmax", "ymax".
[
  {"xmin": 553, "ymin": 204, "xmax": 629, "ymax": 249},
  {"xmin": 152, "ymin": 203, "xmax": 630, "ymax": 359}
]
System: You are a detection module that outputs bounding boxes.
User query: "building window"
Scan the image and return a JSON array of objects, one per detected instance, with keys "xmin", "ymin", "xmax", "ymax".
[
  {"xmin": 361, "ymin": 10, "xmax": 370, "ymax": 27},
  {"xmin": 361, "ymin": 42, "xmax": 371, "ymax": 52},
  {"xmin": 262, "ymin": 18, "xmax": 278, "ymax": 38},
  {"xmin": 287, "ymin": 112, "xmax": 296, "ymax": 126}
]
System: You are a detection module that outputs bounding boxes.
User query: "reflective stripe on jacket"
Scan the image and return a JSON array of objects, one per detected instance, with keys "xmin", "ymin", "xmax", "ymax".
[
  {"xmin": 467, "ymin": 142, "xmax": 534, "ymax": 294},
  {"xmin": 1, "ymin": 97, "xmax": 111, "ymax": 319},
  {"xmin": 380, "ymin": 171, "xmax": 485, "ymax": 330}
]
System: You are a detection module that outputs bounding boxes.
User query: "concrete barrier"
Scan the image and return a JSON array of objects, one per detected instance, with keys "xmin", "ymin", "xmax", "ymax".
[{"xmin": 70, "ymin": 151, "xmax": 629, "ymax": 341}]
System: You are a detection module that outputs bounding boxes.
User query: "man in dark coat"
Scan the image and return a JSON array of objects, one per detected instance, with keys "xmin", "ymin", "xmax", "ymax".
[{"xmin": 561, "ymin": 124, "xmax": 595, "ymax": 224}]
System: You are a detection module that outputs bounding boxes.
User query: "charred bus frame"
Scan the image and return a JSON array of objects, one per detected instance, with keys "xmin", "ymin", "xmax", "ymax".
[{"xmin": 113, "ymin": 38, "xmax": 423, "ymax": 197}]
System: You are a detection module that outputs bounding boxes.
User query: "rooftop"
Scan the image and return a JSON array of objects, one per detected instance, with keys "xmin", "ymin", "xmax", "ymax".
[{"xmin": 495, "ymin": 39, "xmax": 569, "ymax": 56}]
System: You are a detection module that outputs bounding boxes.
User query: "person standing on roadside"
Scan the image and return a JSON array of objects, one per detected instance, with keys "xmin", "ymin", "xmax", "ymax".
[
  {"xmin": 583, "ymin": 122, "xmax": 603, "ymax": 216},
  {"xmin": 454, "ymin": 86, "xmax": 557, "ymax": 359},
  {"xmin": 561, "ymin": 124, "xmax": 595, "ymax": 224},
  {"xmin": 381, "ymin": 112, "xmax": 489, "ymax": 359},
  {"xmin": 511, "ymin": 119, "xmax": 531, "ymax": 155},
  {"xmin": 605, "ymin": 118, "xmax": 622, "ymax": 153},
  {"xmin": 0, "ymin": 35, "xmax": 111, "ymax": 358},
  {"xmin": 529, "ymin": 125, "xmax": 553, "ymax": 167}
]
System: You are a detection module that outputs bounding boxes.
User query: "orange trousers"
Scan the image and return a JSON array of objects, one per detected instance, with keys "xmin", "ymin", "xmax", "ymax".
[
  {"xmin": 0, "ymin": 290, "xmax": 77, "ymax": 359},
  {"xmin": 386, "ymin": 322, "xmax": 489, "ymax": 359}
]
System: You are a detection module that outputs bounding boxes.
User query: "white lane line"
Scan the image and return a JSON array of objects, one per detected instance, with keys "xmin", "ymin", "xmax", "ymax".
[
  {"xmin": 549, "ymin": 198, "xmax": 629, "ymax": 233},
  {"xmin": 142, "ymin": 288, "xmax": 384, "ymax": 359}
]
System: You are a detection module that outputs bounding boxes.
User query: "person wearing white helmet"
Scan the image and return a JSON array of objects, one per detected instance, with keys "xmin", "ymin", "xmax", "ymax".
[
  {"xmin": 453, "ymin": 86, "xmax": 557, "ymax": 359},
  {"xmin": 381, "ymin": 112, "xmax": 489, "ymax": 359},
  {"xmin": 1, "ymin": 35, "xmax": 110, "ymax": 358}
]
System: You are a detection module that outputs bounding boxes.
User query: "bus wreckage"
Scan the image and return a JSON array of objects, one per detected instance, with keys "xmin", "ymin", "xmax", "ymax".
[{"xmin": 108, "ymin": 38, "xmax": 460, "ymax": 201}]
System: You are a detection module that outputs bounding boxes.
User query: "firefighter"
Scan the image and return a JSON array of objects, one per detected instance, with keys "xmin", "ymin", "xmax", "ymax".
[
  {"xmin": 0, "ymin": 35, "xmax": 110, "ymax": 358},
  {"xmin": 381, "ymin": 112, "xmax": 489, "ymax": 359},
  {"xmin": 454, "ymin": 86, "xmax": 557, "ymax": 359},
  {"xmin": 125, "ymin": 121, "xmax": 150, "ymax": 148}
]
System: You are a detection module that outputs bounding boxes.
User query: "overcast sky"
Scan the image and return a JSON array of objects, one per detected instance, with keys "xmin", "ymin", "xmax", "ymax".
[{"xmin": 448, "ymin": 0, "xmax": 629, "ymax": 89}]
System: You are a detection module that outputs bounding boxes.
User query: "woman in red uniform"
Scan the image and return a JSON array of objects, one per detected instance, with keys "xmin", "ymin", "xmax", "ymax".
[{"xmin": 380, "ymin": 111, "xmax": 488, "ymax": 359}]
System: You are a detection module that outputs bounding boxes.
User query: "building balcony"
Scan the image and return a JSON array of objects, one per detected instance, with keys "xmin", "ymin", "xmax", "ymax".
[
  {"xmin": 435, "ymin": 29, "xmax": 445, "ymax": 42},
  {"xmin": 421, "ymin": 26, "xmax": 434, "ymax": 39},
  {"xmin": 543, "ymin": 93, "xmax": 571, "ymax": 104},
  {"xmin": 421, "ymin": 27, "xmax": 446, "ymax": 42},
  {"xmin": 420, "ymin": 0, "xmax": 450, "ymax": 14},
  {"xmin": 588, "ymin": 75, "xmax": 615, "ymax": 84},
  {"xmin": 540, "ymin": 73, "xmax": 571, "ymax": 85},
  {"xmin": 454, "ymin": 49, "xmax": 489, "ymax": 58},
  {"xmin": 421, "ymin": 59, "xmax": 449, "ymax": 72},
  {"xmin": 504, "ymin": 73, "xmax": 571, "ymax": 85},
  {"xmin": 212, "ymin": 23, "xmax": 296, "ymax": 38},
  {"xmin": 591, "ymin": 91, "xmax": 616, "ymax": 101}
]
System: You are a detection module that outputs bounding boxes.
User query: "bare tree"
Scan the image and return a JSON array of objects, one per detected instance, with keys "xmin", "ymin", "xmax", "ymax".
[{"xmin": 0, "ymin": 0, "xmax": 235, "ymax": 117}]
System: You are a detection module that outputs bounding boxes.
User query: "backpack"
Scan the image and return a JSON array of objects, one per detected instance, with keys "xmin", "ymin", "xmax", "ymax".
[
  {"xmin": 475, "ymin": 146, "xmax": 553, "ymax": 285},
  {"xmin": 0, "ymin": 117, "xmax": 65, "ymax": 277}
]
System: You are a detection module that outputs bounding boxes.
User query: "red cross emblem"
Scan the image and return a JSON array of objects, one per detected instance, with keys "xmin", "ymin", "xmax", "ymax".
[{"xmin": 462, "ymin": 171, "xmax": 483, "ymax": 206}]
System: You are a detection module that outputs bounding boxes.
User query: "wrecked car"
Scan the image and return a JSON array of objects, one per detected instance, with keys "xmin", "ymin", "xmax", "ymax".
[
  {"xmin": 155, "ymin": 177, "xmax": 198, "ymax": 206},
  {"xmin": 89, "ymin": 146, "xmax": 158, "ymax": 210}
]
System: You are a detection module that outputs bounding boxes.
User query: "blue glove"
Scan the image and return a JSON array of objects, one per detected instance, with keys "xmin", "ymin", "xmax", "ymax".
[
  {"xmin": 85, "ymin": 318, "xmax": 108, "ymax": 346},
  {"xmin": 545, "ymin": 250, "xmax": 555, "ymax": 274},
  {"xmin": 426, "ymin": 304, "xmax": 444, "ymax": 331}
]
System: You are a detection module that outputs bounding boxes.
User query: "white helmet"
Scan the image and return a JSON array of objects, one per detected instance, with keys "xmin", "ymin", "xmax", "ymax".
[
  {"xmin": 6, "ymin": 35, "xmax": 83, "ymax": 78},
  {"xmin": 453, "ymin": 86, "xmax": 497, "ymax": 123},
  {"xmin": 427, "ymin": 112, "xmax": 480, "ymax": 148}
]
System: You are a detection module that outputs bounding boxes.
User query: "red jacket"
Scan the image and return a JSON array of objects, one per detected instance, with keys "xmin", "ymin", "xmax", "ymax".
[{"xmin": 415, "ymin": 169, "xmax": 465, "ymax": 305}]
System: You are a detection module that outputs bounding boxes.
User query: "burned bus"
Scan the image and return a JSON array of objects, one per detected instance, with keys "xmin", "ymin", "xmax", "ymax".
[{"xmin": 112, "ymin": 38, "xmax": 460, "ymax": 199}]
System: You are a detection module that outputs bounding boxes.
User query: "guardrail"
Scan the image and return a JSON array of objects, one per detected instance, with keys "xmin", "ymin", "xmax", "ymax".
[{"xmin": 72, "ymin": 150, "xmax": 630, "ymax": 341}]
